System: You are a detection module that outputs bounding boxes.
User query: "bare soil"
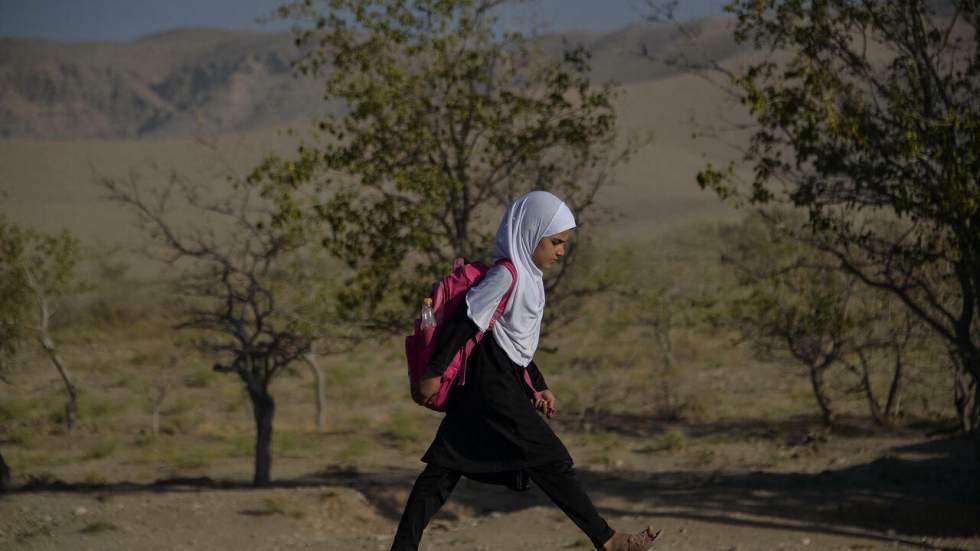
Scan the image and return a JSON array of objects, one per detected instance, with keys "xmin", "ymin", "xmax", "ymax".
[{"xmin": 3, "ymin": 419, "xmax": 978, "ymax": 551}]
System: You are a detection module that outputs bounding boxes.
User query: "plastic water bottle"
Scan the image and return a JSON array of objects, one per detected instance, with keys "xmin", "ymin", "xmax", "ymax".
[{"xmin": 420, "ymin": 297, "xmax": 436, "ymax": 328}]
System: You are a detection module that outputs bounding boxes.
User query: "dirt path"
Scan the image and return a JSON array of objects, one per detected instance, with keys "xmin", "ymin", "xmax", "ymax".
[{"xmin": 4, "ymin": 441, "xmax": 978, "ymax": 551}]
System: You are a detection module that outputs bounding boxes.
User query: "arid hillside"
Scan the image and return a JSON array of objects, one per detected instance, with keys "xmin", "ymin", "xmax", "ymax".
[
  {"xmin": 1, "ymin": 18, "xmax": 756, "ymax": 264},
  {"xmin": 0, "ymin": 19, "xmax": 746, "ymax": 140}
]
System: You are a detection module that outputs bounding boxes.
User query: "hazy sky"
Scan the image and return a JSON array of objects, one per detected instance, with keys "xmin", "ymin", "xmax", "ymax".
[{"xmin": 0, "ymin": 0, "xmax": 729, "ymax": 42}]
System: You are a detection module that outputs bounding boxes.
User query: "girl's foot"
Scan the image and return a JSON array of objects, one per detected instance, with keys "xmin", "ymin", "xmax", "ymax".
[{"xmin": 600, "ymin": 526, "xmax": 661, "ymax": 551}]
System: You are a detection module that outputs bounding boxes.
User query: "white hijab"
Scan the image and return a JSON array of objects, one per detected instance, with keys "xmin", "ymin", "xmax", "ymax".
[{"xmin": 465, "ymin": 191, "xmax": 576, "ymax": 366}]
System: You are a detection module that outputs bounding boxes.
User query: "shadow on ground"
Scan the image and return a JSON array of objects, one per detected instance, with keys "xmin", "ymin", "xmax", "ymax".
[{"xmin": 10, "ymin": 434, "xmax": 978, "ymax": 550}]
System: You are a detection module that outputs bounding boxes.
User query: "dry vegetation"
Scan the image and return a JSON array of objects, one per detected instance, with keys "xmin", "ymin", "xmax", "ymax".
[{"xmin": 1, "ymin": 223, "xmax": 975, "ymax": 550}]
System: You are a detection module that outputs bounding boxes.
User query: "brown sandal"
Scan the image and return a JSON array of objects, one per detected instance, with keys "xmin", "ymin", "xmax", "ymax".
[{"xmin": 599, "ymin": 526, "xmax": 661, "ymax": 551}]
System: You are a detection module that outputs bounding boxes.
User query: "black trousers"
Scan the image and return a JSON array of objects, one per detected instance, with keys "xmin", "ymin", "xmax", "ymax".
[{"xmin": 390, "ymin": 460, "xmax": 614, "ymax": 550}]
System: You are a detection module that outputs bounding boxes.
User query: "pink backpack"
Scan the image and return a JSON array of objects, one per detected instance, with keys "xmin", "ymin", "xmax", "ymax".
[{"xmin": 405, "ymin": 258, "xmax": 542, "ymax": 412}]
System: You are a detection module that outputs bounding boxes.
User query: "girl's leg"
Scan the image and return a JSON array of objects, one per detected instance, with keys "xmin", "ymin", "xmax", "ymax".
[
  {"xmin": 390, "ymin": 463, "xmax": 462, "ymax": 551},
  {"xmin": 526, "ymin": 459, "xmax": 615, "ymax": 549}
]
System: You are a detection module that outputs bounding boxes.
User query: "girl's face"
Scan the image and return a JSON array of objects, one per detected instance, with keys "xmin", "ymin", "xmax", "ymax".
[{"xmin": 532, "ymin": 229, "xmax": 573, "ymax": 271}]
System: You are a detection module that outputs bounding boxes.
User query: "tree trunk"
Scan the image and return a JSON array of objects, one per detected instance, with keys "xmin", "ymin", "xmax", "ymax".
[
  {"xmin": 305, "ymin": 342, "xmax": 327, "ymax": 433},
  {"xmin": 0, "ymin": 449, "xmax": 10, "ymax": 491},
  {"xmin": 882, "ymin": 346, "xmax": 904, "ymax": 421},
  {"xmin": 42, "ymin": 337, "xmax": 79, "ymax": 431},
  {"xmin": 152, "ymin": 405, "xmax": 161, "ymax": 437},
  {"xmin": 954, "ymin": 355, "xmax": 978, "ymax": 434},
  {"xmin": 973, "ymin": 379, "xmax": 980, "ymax": 462},
  {"xmin": 859, "ymin": 366, "xmax": 884, "ymax": 425},
  {"xmin": 32, "ymin": 280, "xmax": 78, "ymax": 431},
  {"xmin": 249, "ymin": 386, "xmax": 275, "ymax": 486},
  {"xmin": 809, "ymin": 367, "xmax": 835, "ymax": 426},
  {"xmin": 853, "ymin": 349, "xmax": 888, "ymax": 425}
]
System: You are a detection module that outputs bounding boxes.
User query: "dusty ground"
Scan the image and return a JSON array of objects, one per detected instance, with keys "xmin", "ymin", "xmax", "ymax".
[{"xmin": 3, "ymin": 419, "xmax": 978, "ymax": 551}]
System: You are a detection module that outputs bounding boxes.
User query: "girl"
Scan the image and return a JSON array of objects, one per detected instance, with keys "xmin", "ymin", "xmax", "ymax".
[{"xmin": 392, "ymin": 191, "xmax": 661, "ymax": 551}]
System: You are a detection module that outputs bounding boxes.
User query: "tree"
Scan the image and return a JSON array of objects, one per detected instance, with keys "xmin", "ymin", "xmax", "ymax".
[
  {"xmin": 254, "ymin": 0, "xmax": 628, "ymax": 331},
  {"xmin": 101, "ymin": 172, "xmax": 316, "ymax": 486},
  {"xmin": 608, "ymin": 235, "xmax": 725, "ymax": 422},
  {"xmin": 696, "ymin": 1, "xmax": 980, "ymax": 439},
  {"xmin": 842, "ymin": 285, "xmax": 928, "ymax": 426},
  {"xmin": 723, "ymin": 212, "xmax": 924, "ymax": 426},
  {"xmin": 0, "ymin": 216, "xmax": 81, "ymax": 431},
  {"xmin": 0, "ymin": 214, "xmax": 80, "ymax": 489}
]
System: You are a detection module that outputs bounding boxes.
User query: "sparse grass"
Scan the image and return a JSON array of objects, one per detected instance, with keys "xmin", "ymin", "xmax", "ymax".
[
  {"xmin": 84, "ymin": 440, "xmax": 118, "ymax": 460},
  {"xmin": 79, "ymin": 520, "xmax": 120, "ymax": 534},
  {"xmin": 135, "ymin": 432, "xmax": 159, "ymax": 448},
  {"xmin": 0, "ymin": 395, "xmax": 55, "ymax": 425},
  {"xmin": 327, "ymin": 364, "xmax": 358, "ymax": 387},
  {"xmin": 342, "ymin": 414, "xmax": 373, "ymax": 433},
  {"xmin": 226, "ymin": 433, "xmax": 254, "ymax": 457},
  {"xmin": 168, "ymin": 413, "xmax": 203, "ymax": 435},
  {"xmin": 79, "ymin": 395, "xmax": 131, "ymax": 420},
  {"xmin": 130, "ymin": 445, "xmax": 164, "ymax": 466},
  {"xmin": 161, "ymin": 398, "xmax": 193, "ymax": 416},
  {"xmin": 335, "ymin": 437, "xmax": 375, "ymax": 465},
  {"xmin": 257, "ymin": 496, "xmax": 305, "ymax": 519},
  {"xmin": 381, "ymin": 412, "xmax": 424, "ymax": 450},
  {"xmin": 172, "ymin": 447, "xmax": 218, "ymax": 470},
  {"xmin": 107, "ymin": 374, "xmax": 135, "ymax": 389},
  {"xmin": 10, "ymin": 448, "xmax": 74, "ymax": 471},
  {"xmin": 274, "ymin": 430, "xmax": 320, "ymax": 454},
  {"xmin": 183, "ymin": 366, "xmax": 219, "ymax": 388},
  {"xmin": 24, "ymin": 471, "xmax": 58, "ymax": 487},
  {"xmin": 4, "ymin": 425, "xmax": 36, "ymax": 446},
  {"xmin": 128, "ymin": 352, "xmax": 151, "ymax": 366},
  {"xmin": 639, "ymin": 427, "xmax": 688, "ymax": 452},
  {"xmin": 83, "ymin": 471, "xmax": 108, "ymax": 485}
]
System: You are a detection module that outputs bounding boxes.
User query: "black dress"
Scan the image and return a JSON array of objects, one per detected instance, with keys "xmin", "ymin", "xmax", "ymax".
[
  {"xmin": 420, "ymin": 306, "xmax": 572, "ymax": 473},
  {"xmin": 391, "ymin": 305, "xmax": 615, "ymax": 551}
]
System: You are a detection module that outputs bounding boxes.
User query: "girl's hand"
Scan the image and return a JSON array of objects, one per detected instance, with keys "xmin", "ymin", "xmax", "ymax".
[{"xmin": 535, "ymin": 390, "xmax": 557, "ymax": 418}]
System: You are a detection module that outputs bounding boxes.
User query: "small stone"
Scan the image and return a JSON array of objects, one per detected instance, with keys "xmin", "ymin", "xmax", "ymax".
[
  {"xmin": 191, "ymin": 503, "xmax": 202, "ymax": 510},
  {"xmin": 43, "ymin": 515, "xmax": 53, "ymax": 523},
  {"xmin": 73, "ymin": 507, "xmax": 88, "ymax": 516},
  {"xmin": 801, "ymin": 537, "xmax": 811, "ymax": 545}
]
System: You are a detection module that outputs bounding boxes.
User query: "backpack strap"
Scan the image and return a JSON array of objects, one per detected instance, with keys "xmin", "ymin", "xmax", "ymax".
[
  {"xmin": 486, "ymin": 259, "xmax": 518, "ymax": 331},
  {"xmin": 458, "ymin": 259, "xmax": 517, "ymax": 387}
]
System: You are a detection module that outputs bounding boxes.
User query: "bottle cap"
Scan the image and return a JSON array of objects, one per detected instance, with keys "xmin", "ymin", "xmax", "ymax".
[{"xmin": 423, "ymin": 297, "xmax": 433, "ymax": 306}]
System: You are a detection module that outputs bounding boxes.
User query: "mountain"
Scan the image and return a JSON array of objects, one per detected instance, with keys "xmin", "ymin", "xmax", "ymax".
[{"xmin": 0, "ymin": 19, "xmax": 744, "ymax": 140}]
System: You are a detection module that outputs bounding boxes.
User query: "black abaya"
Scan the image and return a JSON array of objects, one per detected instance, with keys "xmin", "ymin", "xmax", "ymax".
[{"xmin": 419, "ymin": 306, "xmax": 572, "ymax": 473}]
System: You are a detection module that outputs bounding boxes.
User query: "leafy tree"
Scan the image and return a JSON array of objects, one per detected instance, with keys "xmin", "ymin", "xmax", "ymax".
[
  {"xmin": 0, "ymin": 214, "xmax": 79, "ymax": 489},
  {"xmin": 255, "ymin": 0, "xmax": 628, "ymax": 331},
  {"xmin": 0, "ymin": 216, "xmax": 80, "ymax": 430},
  {"xmin": 723, "ymin": 212, "xmax": 926, "ymax": 426},
  {"xmin": 697, "ymin": 1, "xmax": 980, "ymax": 437}
]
